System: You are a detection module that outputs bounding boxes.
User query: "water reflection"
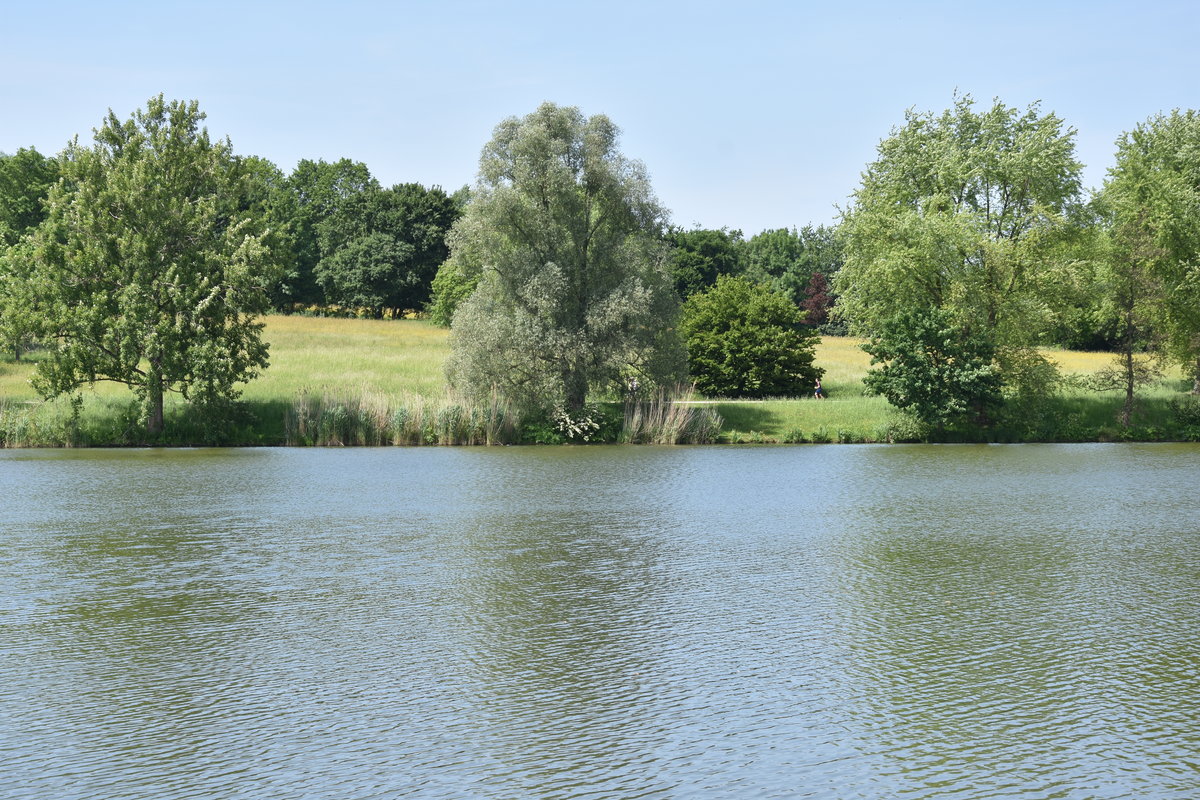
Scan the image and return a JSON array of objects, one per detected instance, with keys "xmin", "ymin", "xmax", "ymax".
[
  {"xmin": 1, "ymin": 445, "xmax": 1199, "ymax": 799},
  {"xmin": 442, "ymin": 450, "xmax": 673, "ymax": 797},
  {"xmin": 830, "ymin": 445, "xmax": 1200, "ymax": 798}
]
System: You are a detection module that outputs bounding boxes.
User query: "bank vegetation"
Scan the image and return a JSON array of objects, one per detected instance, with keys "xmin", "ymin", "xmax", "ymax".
[{"xmin": 2, "ymin": 95, "xmax": 1199, "ymax": 446}]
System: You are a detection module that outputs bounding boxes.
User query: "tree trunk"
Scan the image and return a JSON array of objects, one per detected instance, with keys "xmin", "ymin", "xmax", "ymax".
[
  {"xmin": 1120, "ymin": 347, "xmax": 1134, "ymax": 428},
  {"xmin": 972, "ymin": 398, "xmax": 992, "ymax": 429},
  {"xmin": 147, "ymin": 366, "xmax": 164, "ymax": 437},
  {"xmin": 563, "ymin": 368, "xmax": 588, "ymax": 413}
]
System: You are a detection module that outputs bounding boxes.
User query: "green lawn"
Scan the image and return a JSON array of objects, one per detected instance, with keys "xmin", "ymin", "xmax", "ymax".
[{"xmin": 0, "ymin": 315, "xmax": 1195, "ymax": 445}]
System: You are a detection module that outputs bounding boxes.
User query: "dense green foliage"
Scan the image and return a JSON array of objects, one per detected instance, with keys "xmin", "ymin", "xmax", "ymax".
[
  {"xmin": 424, "ymin": 185, "xmax": 477, "ymax": 326},
  {"xmin": 283, "ymin": 158, "xmax": 379, "ymax": 306},
  {"xmin": 862, "ymin": 308, "xmax": 1004, "ymax": 429},
  {"xmin": 0, "ymin": 148, "xmax": 60, "ymax": 358},
  {"xmin": 0, "ymin": 147, "xmax": 58, "ymax": 246},
  {"xmin": 837, "ymin": 95, "xmax": 1084, "ymax": 355},
  {"xmin": 314, "ymin": 182, "xmax": 459, "ymax": 317},
  {"xmin": 667, "ymin": 226, "xmax": 745, "ymax": 299},
  {"xmin": 743, "ymin": 225, "xmax": 842, "ymax": 309},
  {"xmin": 267, "ymin": 159, "xmax": 460, "ymax": 315},
  {"xmin": 426, "ymin": 257, "xmax": 478, "ymax": 326},
  {"xmin": 445, "ymin": 102, "xmax": 685, "ymax": 411},
  {"xmin": 1103, "ymin": 110, "xmax": 1200, "ymax": 395},
  {"xmin": 20, "ymin": 96, "xmax": 282, "ymax": 435},
  {"xmin": 681, "ymin": 275, "xmax": 821, "ymax": 398},
  {"xmin": 233, "ymin": 155, "xmax": 297, "ymax": 306},
  {"xmin": 836, "ymin": 95, "xmax": 1098, "ymax": 419}
]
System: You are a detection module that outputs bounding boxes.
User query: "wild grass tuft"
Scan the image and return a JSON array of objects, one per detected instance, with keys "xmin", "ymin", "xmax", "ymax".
[
  {"xmin": 285, "ymin": 388, "xmax": 522, "ymax": 446},
  {"xmin": 622, "ymin": 386, "xmax": 723, "ymax": 444}
]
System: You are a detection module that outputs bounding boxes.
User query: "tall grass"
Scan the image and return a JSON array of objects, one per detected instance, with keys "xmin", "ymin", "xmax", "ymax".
[
  {"xmin": 244, "ymin": 315, "xmax": 450, "ymax": 400},
  {"xmin": 285, "ymin": 386, "xmax": 723, "ymax": 446},
  {"xmin": 286, "ymin": 389, "xmax": 523, "ymax": 446},
  {"xmin": 0, "ymin": 399, "xmax": 79, "ymax": 447},
  {"xmin": 622, "ymin": 386, "xmax": 723, "ymax": 444}
]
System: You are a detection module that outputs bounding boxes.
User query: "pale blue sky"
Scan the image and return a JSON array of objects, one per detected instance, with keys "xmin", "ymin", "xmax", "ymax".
[{"xmin": 3, "ymin": 1, "xmax": 1198, "ymax": 233}]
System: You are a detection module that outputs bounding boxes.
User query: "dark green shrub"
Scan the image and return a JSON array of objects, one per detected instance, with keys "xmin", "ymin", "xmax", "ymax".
[
  {"xmin": 681, "ymin": 275, "xmax": 822, "ymax": 398},
  {"xmin": 862, "ymin": 307, "xmax": 1003, "ymax": 430},
  {"xmin": 1169, "ymin": 395, "xmax": 1200, "ymax": 426}
]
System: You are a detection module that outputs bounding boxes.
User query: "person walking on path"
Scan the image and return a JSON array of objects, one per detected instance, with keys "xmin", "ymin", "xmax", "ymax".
[{"xmin": 814, "ymin": 377, "xmax": 825, "ymax": 400}]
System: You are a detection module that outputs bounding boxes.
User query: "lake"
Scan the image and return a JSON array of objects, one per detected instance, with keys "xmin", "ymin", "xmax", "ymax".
[{"xmin": 2, "ymin": 444, "xmax": 1198, "ymax": 799}]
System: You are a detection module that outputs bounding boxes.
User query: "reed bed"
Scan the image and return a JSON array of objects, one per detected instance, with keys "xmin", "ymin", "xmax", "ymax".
[
  {"xmin": 0, "ymin": 399, "xmax": 76, "ymax": 447},
  {"xmin": 622, "ymin": 387, "xmax": 723, "ymax": 444},
  {"xmin": 285, "ymin": 389, "xmax": 523, "ymax": 446}
]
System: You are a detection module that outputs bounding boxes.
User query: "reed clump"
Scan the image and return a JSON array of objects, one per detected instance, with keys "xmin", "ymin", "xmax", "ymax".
[
  {"xmin": 285, "ymin": 389, "xmax": 522, "ymax": 446},
  {"xmin": 0, "ymin": 397, "xmax": 91, "ymax": 447},
  {"xmin": 621, "ymin": 386, "xmax": 723, "ymax": 444}
]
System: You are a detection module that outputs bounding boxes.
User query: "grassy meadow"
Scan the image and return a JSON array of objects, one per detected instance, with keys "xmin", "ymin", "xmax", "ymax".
[{"xmin": 0, "ymin": 315, "xmax": 1196, "ymax": 446}]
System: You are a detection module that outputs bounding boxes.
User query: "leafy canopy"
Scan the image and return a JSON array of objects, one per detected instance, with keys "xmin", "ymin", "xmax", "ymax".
[
  {"xmin": 742, "ymin": 224, "xmax": 842, "ymax": 308},
  {"xmin": 446, "ymin": 102, "xmax": 684, "ymax": 410},
  {"xmin": 1102, "ymin": 109, "xmax": 1200, "ymax": 390},
  {"xmin": 283, "ymin": 158, "xmax": 378, "ymax": 306},
  {"xmin": 836, "ymin": 95, "xmax": 1084, "ymax": 350},
  {"xmin": 0, "ymin": 147, "xmax": 61, "ymax": 357},
  {"xmin": 0, "ymin": 147, "xmax": 59, "ymax": 247},
  {"xmin": 681, "ymin": 275, "xmax": 822, "ymax": 398},
  {"xmin": 667, "ymin": 226, "xmax": 744, "ymax": 299},
  {"xmin": 314, "ymin": 182, "xmax": 459, "ymax": 317},
  {"xmin": 22, "ymin": 95, "xmax": 281, "ymax": 435}
]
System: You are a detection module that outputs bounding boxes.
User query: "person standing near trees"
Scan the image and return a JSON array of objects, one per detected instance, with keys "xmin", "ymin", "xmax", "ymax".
[{"xmin": 814, "ymin": 377, "xmax": 824, "ymax": 399}]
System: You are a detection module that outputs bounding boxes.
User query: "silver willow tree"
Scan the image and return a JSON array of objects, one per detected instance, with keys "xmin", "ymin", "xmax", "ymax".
[{"xmin": 445, "ymin": 103, "xmax": 685, "ymax": 411}]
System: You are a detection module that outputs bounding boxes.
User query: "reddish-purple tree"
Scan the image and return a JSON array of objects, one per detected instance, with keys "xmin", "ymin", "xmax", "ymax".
[{"xmin": 800, "ymin": 271, "xmax": 834, "ymax": 326}]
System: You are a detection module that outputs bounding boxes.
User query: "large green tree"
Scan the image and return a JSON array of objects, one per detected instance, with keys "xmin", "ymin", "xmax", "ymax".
[
  {"xmin": 667, "ymin": 226, "xmax": 744, "ymax": 299},
  {"xmin": 681, "ymin": 275, "xmax": 821, "ymax": 398},
  {"xmin": 1102, "ymin": 110, "xmax": 1200, "ymax": 393},
  {"xmin": 314, "ymin": 182, "xmax": 459, "ymax": 317},
  {"xmin": 22, "ymin": 96, "xmax": 281, "ymax": 435},
  {"xmin": 836, "ymin": 95, "xmax": 1085, "ymax": 391},
  {"xmin": 446, "ymin": 102, "xmax": 685, "ymax": 411},
  {"xmin": 283, "ymin": 158, "xmax": 378, "ymax": 306}
]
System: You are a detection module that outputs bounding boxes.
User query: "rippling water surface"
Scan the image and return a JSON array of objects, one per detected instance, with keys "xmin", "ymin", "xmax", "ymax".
[{"xmin": 2, "ymin": 444, "xmax": 1199, "ymax": 799}]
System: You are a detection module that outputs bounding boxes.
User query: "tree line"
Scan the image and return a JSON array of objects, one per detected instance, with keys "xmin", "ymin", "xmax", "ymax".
[
  {"xmin": 837, "ymin": 95, "xmax": 1200, "ymax": 431},
  {"xmin": 0, "ymin": 151, "xmax": 461, "ymax": 324},
  {"xmin": 423, "ymin": 96, "xmax": 1200, "ymax": 435},
  {"xmin": 1, "ymin": 94, "xmax": 1198, "ymax": 438}
]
